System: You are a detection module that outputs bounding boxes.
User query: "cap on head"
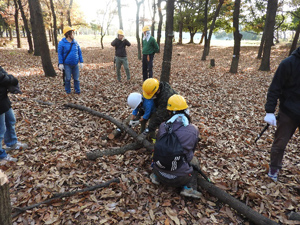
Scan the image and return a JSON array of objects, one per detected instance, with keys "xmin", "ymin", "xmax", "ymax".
[
  {"xmin": 142, "ymin": 26, "xmax": 150, "ymax": 33},
  {"xmin": 63, "ymin": 26, "xmax": 75, "ymax": 35},
  {"xmin": 117, "ymin": 29, "xmax": 124, "ymax": 36},
  {"xmin": 142, "ymin": 78, "xmax": 159, "ymax": 99},
  {"xmin": 167, "ymin": 94, "xmax": 188, "ymax": 111},
  {"xmin": 127, "ymin": 92, "xmax": 143, "ymax": 110}
]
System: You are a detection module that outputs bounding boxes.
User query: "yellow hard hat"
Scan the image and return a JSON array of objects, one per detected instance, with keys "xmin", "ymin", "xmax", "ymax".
[
  {"xmin": 142, "ymin": 26, "xmax": 150, "ymax": 33},
  {"xmin": 63, "ymin": 26, "xmax": 75, "ymax": 35},
  {"xmin": 117, "ymin": 29, "xmax": 124, "ymax": 35},
  {"xmin": 167, "ymin": 94, "xmax": 188, "ymax": 111},
  {"xmin": 142, "ymin": 78, "xmax": 159, "ymax": 99}
]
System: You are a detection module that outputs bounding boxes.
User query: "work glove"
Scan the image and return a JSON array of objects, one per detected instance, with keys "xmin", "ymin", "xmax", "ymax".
[
  {"xmin": 129, "ymin": 120, "xmax": 140, "ymax": 127},
  {"xmin": 80, "ymin": 63, "xmax": 83, "ymax": 69},
  {"xmin": 137, "ymin": 128, "xmax": 149, "ymax": 143},
  {"xmin": 58, "ymin": 64, "xmax": 64, "ymax": 70},
  {"xmin": 264, "ymin": 113, "xmax": 276, "ymax": 126}
]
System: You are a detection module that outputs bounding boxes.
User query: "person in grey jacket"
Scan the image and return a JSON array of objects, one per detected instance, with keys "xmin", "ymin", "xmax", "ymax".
[
  {"xmin": 264, "ymin": 46, "xmax": 300, "ymax": 182},
  {"xmin": 150, "ymin": 94, "xmax": 202, "ymax": 199}
]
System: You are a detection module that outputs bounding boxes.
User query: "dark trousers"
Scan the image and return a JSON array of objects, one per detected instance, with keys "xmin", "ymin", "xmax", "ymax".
[
  {"xmin": 270, "ymin": 110, "xmax": 300, "ymax": 170},
  {"xmin": 142, "ymin": 54, "xmax": 154, "ymax": 81}
]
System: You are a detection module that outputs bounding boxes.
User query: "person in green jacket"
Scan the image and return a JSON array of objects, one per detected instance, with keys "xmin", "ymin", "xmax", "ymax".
[{"xmin": 142, "ymin": 26, "xmax": 159, "ymax": 81}]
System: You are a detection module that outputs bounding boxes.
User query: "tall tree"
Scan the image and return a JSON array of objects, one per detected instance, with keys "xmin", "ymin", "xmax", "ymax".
[
  {"xmin": 156, "ymin": 0, "xmax": 163, "ymax": 51},
  {"xmin": 28, "ymin": 0, "xmax": 40, "ymax": 55},
  {"xmin": 28, "ymin": 0, "xmax": 56, "ymax": 77},
  {"xmin": 135, "ymin": 0, "xmax": 144, "ymax": 60},
  {"xmin": 117, "ymin": 0, "xmax": 123, "ymax": 29},
  {"xmin": 151, "ymin": 0, "xmax": 156, "ymax": 36},
  {"xmin": 229, "ymin": 0, "xmax": 241, "ymax": 73},
  {"xmin": 259, "ymin": 0, "xmax": 278, "ymax": 71},
  {"xmin": 201, "ymin": 0, "xmax": 209, "ymax": 61},
  {"xmin": 49, "ymin": 0, "xmax": 58, "ymax": 52},
  {"xmin": 66, "ymin": 0, "xmax": 73, "ymax": 26},
  {"xmin": 160, "ymin": 0, "xmax": 175, "ymax": 82},
  {"xmin": 17, "ymin": 0, "xmax": 33, "ymax": 53},
  {"xmin": 13, "ymin": 0, "xmax": 21, "ymax": 48}
]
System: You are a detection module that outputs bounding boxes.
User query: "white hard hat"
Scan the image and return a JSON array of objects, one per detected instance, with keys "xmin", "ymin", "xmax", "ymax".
[{"xmin": 127, "ymin": 92, "xmax": 142, "ymax": 110}]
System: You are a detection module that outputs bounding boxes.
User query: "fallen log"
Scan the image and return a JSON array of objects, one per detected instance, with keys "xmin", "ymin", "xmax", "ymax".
[
  {"xmin": 0, "ymin": 171, "xmax": 12, "ymax": 225},
  {"xmin": 197, "ymin": 177, "xmax": 278, "ymax": 225},
  {"xmin": 288, "ymin": 212, "xmax": 300, "ymax": 221},
  {"xmin": 87, "ymin": 142, "xmax": 143, "ymax": 160},
  {"xmin": 64, "ymin": 103, "xmax": 154, "ymax": 152},
  {"xmin": 12, "ymin": 178, "xmax": 120, "ymax": 218}
]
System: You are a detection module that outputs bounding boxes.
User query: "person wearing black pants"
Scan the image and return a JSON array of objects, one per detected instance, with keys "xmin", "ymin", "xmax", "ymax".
[{"xmin": 264, "ymin": 46, "xmax": 300, "ymax": 182}]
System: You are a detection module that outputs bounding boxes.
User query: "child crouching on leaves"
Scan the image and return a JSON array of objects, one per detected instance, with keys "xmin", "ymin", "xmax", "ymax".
[{"xmin": 127, "ymin": 92, "xmax": 155, "ymax": 136}]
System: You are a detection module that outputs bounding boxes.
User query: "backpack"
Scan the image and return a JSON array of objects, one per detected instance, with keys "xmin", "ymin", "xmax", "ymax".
[{"xmin": 153, "ymin": 123, "xmax": 186, "ymax": 171}]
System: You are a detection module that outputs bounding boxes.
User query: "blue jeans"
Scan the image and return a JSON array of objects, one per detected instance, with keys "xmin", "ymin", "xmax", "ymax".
[
  {"xmin": 0, "ymin": 108, "xmax": 18, "ymax": 159},
  {"xmin": 64, "ymin": 64, "xmax": 80, "ymax": 94}
]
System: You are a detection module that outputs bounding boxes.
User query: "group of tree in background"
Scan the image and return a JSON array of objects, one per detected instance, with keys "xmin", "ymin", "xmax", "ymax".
[{"xmin": 0, "ymin": 0, "xmax": 300, "ymax": 79}]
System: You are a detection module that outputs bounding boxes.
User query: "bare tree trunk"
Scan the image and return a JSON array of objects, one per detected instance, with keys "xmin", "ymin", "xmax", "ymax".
[
  {"xmin": 49, "ymin": 0, "xmax": 58, "ymax": 52},
  {"xmin": 28, "ymin": 0, "xmax": 56, "ymax": 77},
  {"xmin": 117, "ymin": 0, "xmax": 123, "ymax": 29},
  {"xmin": 207, "ymin": 0, "xmax": 224, "ymax": 56},
  {"xmin": 151, "ymin": 0, "xmax": 156, "ymax": 36},
  {"xmin": 17, "ymin": 0, "xmax": 33, "ymax": 53},
  {"xmin": 201, "ymin": 0, "xmax": 209, "ymax": 61},
  {"xmin": 257, "ymin": 31, "xmax": 266, "ymax": 59},
  {"xmin": 0, "ymin": 172, "xmax": 12, "ymax": 225},
  {"xmin": 230, "ymin": 0, "xmax": 241, "ymax": 73},
  {"xmin": 259, "ymin": 0, "xmax": 278, "ymax": 71},
  {"xmin": 289, "ymin": 20, "xmax": 300, "ymax": 56},
  {"xmin": 135, "ymin": 0, "xmax": 144, "ymax": 60},
  {"xmin": 13, "ymin": 0, "xmax": 21, "ymax": 48},
  {"xmin": 160, "ymin": 0, "xmax": 175, "ymax": 83},
  {"xmin": 28, "ymin": 0, "xmax": 40, "ymax": 56},
  {"xmin": 157, "ymin": 0, "xmax": 163, "ymax": 52},
  {"xmin": 178, "ymin": 20, "xmax": 183, "ymax": 44},
  {"xmin": 67, "ymin": 0, "xmax": 73, "ymax": 27}
]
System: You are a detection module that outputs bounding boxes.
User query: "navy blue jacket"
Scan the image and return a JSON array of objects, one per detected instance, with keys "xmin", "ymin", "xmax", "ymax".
[{"xmin": 0, "ymin": 66, "xmax": 18, "ymax": 114}]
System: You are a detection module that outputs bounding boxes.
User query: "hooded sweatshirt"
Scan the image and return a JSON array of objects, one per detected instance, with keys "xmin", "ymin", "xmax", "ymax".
[{"xmin": 265, "ymin": 47, "xmax": 300, "ymax": 123}]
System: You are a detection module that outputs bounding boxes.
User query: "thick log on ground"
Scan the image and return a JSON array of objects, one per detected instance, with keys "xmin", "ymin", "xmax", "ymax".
[
  {"xmin": 12, "ymin": 178, "xmax": 120, "ymax": 218},
  {"xmin": 197, "ymin": 177, "xmax": 278, "ymax": 225},
  {"xmin": 64, "ymin": 103, "xmax": 154, "ymax": 152},
  {"xmin": 0, "ymin": 171, "xmax": 12, "ymax": 225},
  {"xmin": 87, "ymin": 142, "xmax": 143, "ymax": 160}
]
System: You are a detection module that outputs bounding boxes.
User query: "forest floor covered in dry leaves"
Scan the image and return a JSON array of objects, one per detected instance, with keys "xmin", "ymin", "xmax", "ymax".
[{"xmin": 0, "ymin": 36, "xmax": 300, "ymax": 225}]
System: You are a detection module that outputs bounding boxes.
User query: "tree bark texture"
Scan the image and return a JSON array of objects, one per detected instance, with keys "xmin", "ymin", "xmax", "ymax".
[
  {"xmin": 0, "ymin": 175, "xmax": 12, "ymax": 225},
  {"xmin": 151, "ymin": 0, "xmax": 156, "ymax": 36},
  {"xmin": 259, "ymin": 0, "xmax": 278, "ymax": 71},
  {"xmin": 160, "ymin": 0, "xmax": 175, "ymax": 83},
  {"xmin": 156, "ymin": 0, "xmax": 163, "ymax": 51},
  {"xmin": 28, "ymin": 0, "xmax": 56, "ymax": 77},
  {"xmin": 201, "ymin": 0, "xmax": 209, "ymax": 61},
  {"xmin": 135, "ymin": 0, "xmax": 144, "ymax": 60},
  {"xmin": 13, "ymin": 0, "xmax": 21, "ymax": 48},
  {"xmin": 17, "ymin": 0, "xmax": 33, "ymax": 53},
  {"xmin": 197, "ymin": 177, "xmax": 278, "ymax": 225},
  {"xmin": 117, "ymin": 0, "xmax": 123, "ymax": 29},
  {"xmin": 28, "ymin": 0, "xmax": 40, "ymax": 56},
  {"xmin": 63, "ymin": 103, "xmax": 154, "ymax": 152},
  {"xmin": 49, "ymin": 0, "xmax": 58, "ymax": 52},
  {"xmin": 67, "ymin": 0, "xmax": 73, "ymax": 27},
  {"xmin": 12, "ymin": 178, "xmax": 120, "ymax": 218},
  {"xmin": 207, "ymin": 0, "xmax": 224, "ymax": 56},
  {"xmin": 229, "ymin": 0, "xmax": 241, "ymax": 73}
]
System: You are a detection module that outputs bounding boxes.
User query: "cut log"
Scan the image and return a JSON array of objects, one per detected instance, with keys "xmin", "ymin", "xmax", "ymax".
[
  {"xmin": 87, "ymin": 142, "xmax": 143, "ymax": 160},
  {"xmin": 12, "ymin": 178, "xmax": 120, "ymax": 218},
  {"xmin": 108, "ymin": 128, "xmax": 122, "ymax": 140},
  {"xmin": 64, "ymin": 103, "xmax": 154, "ymax": 154},
  {"xmin": 0, "ymin": 171, "xmax": 12, "ymax": 225},
  {"xmin": 197, "ymin": 177, "xmax": 278, "ymax": 225}
]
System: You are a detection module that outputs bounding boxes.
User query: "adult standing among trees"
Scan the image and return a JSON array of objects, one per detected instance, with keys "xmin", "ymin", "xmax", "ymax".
[
  {"xmin": 264, "ymin": 46, "xmax": 300, "ymax": 182},
  {"xmin": 111, "ymin": 29, "xmax": 131, "ymax": 82},
  {"xmin": 58, "ymin": 26, "xmax": 84, "ymax": 94},
  {"xmin": 142, "ymin": 26, "xmax": 159, "ymax": 81}
]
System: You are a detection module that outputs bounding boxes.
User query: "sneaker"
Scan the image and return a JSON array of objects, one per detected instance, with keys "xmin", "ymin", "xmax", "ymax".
[
  {"xmin": 268, "ymin": 168, "xmax": 279, "ymax": 182},
  {"xmin": 180, "ymin": 186, "xmax": 202, "ymax": 199},
  {"xmin": 150, "ymin": 173, "xmax": 160, "ymax": 185},
  {"xmin": 5, "ymin": 142, "xmax": 28, "ymax": 152},
  {"xmin": 1, "ymin": 154, "xmax": 17, "ymax": 162}
]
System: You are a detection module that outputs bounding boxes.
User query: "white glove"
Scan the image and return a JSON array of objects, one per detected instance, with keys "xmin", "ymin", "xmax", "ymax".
[
  {"xmin": 80, "ymin": 63, "xmax": 83, "ymax": 69},
  {"xmin": 58, "ymin": 64, "xmax": 64, "ymax": 70},
  {"xmin": 129, "ymin": 120, "xmax": 140, "ymax": 127},
  {"xmin": 264, "ymin": 113, "xmax": 277, "ymax": 126}
]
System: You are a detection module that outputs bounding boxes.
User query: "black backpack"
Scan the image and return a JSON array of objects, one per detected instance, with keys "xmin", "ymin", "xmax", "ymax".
[{"xmin": 153, "ymin": 123, "xmax": 186, "ymax": 171}]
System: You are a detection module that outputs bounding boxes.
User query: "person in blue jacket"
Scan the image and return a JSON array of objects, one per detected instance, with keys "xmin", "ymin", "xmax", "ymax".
[
  {"xmin": 58, "ymin": 26, "xmax": 84, "ymax": 94},
  {"xmin": 127, "ymin": 92, "xmax": 155, "ymax": 135}
]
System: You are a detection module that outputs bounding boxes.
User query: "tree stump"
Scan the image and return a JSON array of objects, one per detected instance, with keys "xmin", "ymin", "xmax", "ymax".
[
  {"xmin": 0, "ymin": 170, "xmax": 12, "ymax": 225},
  {"xmin": 210, "ymin": 59, "xmax": 215, "ymax": 67}
]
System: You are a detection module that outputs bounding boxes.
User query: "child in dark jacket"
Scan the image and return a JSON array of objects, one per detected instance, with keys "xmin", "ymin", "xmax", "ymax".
[{"xmin": 0, "ymin": 66, "xmax": 28, "ymax": 163}]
